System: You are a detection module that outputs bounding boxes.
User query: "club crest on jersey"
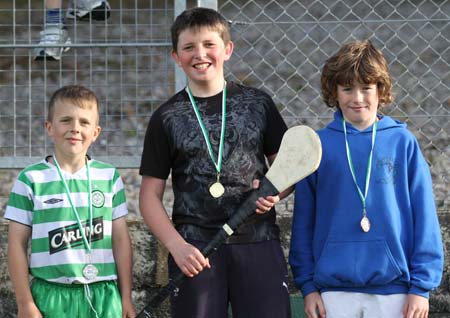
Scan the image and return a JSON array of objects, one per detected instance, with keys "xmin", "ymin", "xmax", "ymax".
[
  {"xmin": 91, "ymin": 190, "xmax": 105, "ymax": 208},
  {"xmin": 48, "ymin": 216, "xmax": 104, "ymax": 254}
]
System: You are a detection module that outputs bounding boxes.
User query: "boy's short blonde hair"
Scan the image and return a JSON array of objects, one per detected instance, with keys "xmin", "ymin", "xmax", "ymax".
[
  {"xmin": 171, "ymin": 7, "xmax": 231, "ymax": 52},
  {"xmin": 321, "ymin": 40, "xmax": 393, "ymax": 108},
  {"xmin": 48, "ymin": 85, "xmax": 99, "ymax": 122}
]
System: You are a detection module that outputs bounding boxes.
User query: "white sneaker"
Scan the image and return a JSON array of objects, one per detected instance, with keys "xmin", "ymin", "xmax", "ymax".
[
  {"xmin": 66, "ymin": 0, "xmax": 111, "ymax": 21},
  {"xmin": 34, "ymin": 25, "xmax": 72, "ymax": 61}
]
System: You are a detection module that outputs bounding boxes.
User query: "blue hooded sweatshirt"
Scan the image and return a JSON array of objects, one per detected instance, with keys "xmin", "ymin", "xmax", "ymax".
[{"xmin": 289, "ymin": 110, "xmax": 443, "ymax": 298}]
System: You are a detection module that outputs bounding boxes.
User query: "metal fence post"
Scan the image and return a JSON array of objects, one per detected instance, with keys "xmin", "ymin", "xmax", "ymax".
[{"xmin": 174, "ymin": 0, "xmax": 187, "ymax": 93}]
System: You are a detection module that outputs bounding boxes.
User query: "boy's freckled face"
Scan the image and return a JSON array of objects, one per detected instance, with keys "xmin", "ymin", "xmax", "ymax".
[
  {"xmin": 172, "ymin": 27, "xmax": 233, "ymax": 87},
  {"xmin": 45, "ymin": 100, "xmax": 101, "ymax": 161},
  {"xmin": 337, "ymin": 82, "xmax": 379, "ymax": 131}
]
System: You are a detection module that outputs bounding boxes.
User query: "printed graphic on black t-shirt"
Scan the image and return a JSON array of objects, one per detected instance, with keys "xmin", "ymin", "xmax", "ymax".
[{"xmin": 140, "ymin": 82, "xmax": 287, "ymax": 242}]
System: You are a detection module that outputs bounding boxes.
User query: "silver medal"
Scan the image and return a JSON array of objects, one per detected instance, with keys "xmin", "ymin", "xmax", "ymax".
[
  {"xmin": 360, "ymin": 216, "xmax": 371, "ymax": 232},
  {"xmin": 83, "ymin": 264, "xmax": 98, "ymax": 280}
]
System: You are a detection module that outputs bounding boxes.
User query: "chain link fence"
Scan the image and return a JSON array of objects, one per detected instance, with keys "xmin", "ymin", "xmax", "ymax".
[
  {"xmin": 0, "ymin": 0, "xmax": 175, "ymax": 168},
  {"xmin": 221, "ymin": 0, "xmax": 450, "ymax": 211},
  {"xmin": 1, "ymin": 0, "xmax": 449, "ymax": 212}
]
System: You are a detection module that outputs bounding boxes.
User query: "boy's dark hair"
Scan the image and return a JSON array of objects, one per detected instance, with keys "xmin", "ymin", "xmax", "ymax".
[
  {"xmin": 321, "ymin": 40, "xmax": 393, "ymax": 108},
  {"xmin": 48, "ymin": 85, "xmax": 99, "ymax": 122},
  {"xmin": 171, "ymin": 7, "xmax": 231, "ymax": 52}
]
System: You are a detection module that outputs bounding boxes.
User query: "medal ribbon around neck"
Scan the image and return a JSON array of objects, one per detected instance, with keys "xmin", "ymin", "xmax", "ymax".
[
  {"xmin": 342, "ymin": 118, "xmax": 377, "ymax": 231},
  {"xmin": 53, "ymin": 155, "xmax": 93, "ymax": 253},
  {"xmin": 186, "ymin": 83, "xmax": 227, "ymax": 192}
]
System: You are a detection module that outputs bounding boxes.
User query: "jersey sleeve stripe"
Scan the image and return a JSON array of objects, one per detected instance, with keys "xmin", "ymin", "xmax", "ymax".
[{"xmin": 4, "ymin": 206, "xmax": 33, "ymax": 225}]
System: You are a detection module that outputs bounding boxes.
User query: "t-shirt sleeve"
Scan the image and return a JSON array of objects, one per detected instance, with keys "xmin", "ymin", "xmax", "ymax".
[
  {"xmin": 111, "ymin": 169, "xmax": 128, "ymax": 220},
  {"xmin": 4, "ymin": 171, "xmax": 33, "ymax": 226},
  {"xmin": 263, "ymin": 95, "xmax": 288, "ymax": 156},
  {"xmin": 139, "ymin": 109, "xmax": 172, "ymax": 179}
]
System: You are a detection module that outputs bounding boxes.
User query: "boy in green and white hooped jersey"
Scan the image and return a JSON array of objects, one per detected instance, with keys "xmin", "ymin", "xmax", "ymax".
[{"xmin": 5, "ymin": 85, "xmax": 136, "ymax": 318}]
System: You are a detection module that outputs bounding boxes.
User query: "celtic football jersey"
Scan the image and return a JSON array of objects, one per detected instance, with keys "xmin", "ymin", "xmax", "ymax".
[{"xmin": 5, "ymin": 158, "xmax": 128, "ymax": 284}]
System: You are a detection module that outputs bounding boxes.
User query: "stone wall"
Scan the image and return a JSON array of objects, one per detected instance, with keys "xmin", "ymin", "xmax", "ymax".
[{"xmin": 0, "ymin": 169, "xmax": 449, "ymax": 317}]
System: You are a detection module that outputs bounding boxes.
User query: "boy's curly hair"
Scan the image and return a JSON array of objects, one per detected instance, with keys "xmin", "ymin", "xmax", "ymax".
[{"xmin": 321, "ymin": 40, "xmax": 393, "ymax": 108}]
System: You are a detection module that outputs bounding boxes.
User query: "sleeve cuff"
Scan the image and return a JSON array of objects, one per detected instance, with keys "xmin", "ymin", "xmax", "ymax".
[
  {"xmin": 300, "ymin": 281, "xmax": 319, "ymax": 297},
  {"xmin": 409, "ymin": 285, "xmax": 430, "ymax": 298}
]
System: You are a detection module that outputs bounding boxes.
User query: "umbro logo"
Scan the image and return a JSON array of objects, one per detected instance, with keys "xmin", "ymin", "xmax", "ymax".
[{"xmin": 44, "ymin": 198, "xmax": 64, "ymax": 204}]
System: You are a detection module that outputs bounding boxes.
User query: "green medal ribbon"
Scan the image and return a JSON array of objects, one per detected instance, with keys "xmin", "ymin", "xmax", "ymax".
[
  {"xmin": 186, "ymin": 84, "xmax": 227, "ymax": 178},
  {"xmin": 342, "ymin": 118, "xmax": 377, "ymax": 229},
  {"xmin": 53, "ymin": 155, "xmax": 93, "ymax": 253}
]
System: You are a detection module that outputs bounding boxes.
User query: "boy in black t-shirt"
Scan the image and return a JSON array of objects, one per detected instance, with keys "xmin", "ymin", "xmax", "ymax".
[{"xmin": 139, "ymin": 7, "xmax": 291, "ymax": 318}]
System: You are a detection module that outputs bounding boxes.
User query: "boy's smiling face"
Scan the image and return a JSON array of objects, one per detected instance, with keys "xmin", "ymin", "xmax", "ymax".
[
  {"xmin": 45, "ymin": 100, "xmax": 101, "ymax": 166},
  {"xmin": 172, "ymin": 26, "xmax": 233, "ymax": 94},
  {"xmin": 337, "ymin": 82, "xmax": 379, "ymax": 131}
]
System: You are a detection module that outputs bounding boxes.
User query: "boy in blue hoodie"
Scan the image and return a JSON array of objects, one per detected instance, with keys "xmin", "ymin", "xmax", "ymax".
[{"xmin": 289, "ymin": 40, "xmax": 443, "ymax": 318}]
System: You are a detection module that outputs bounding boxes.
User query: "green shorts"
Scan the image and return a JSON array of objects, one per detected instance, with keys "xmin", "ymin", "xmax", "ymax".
[{"xmin": 31, "ymin": 278, "xmax": 122, "ymax": 318}]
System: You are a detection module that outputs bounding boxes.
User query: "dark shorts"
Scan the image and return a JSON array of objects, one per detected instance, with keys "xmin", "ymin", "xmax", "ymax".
[{"xmin": 168, "ymin": 239, "xmax": 291, "ymax": 318}]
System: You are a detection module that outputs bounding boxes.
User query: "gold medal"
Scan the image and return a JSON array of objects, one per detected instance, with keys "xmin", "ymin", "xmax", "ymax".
[
  {"xmin": 187, "ymin": 84, "xmax": 227, "ymax": 200},
  {"xmin": 360, "ymin": 215, "xmax": 371, "ymax": 232},
  {"xmin": 209, "ymin": 182, "xmax": 225, "ymax": 198}
]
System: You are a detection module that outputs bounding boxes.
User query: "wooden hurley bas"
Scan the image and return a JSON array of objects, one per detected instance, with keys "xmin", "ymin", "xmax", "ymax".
[{"xmin": 136, "ymin": 125, "xmax": 322, "ymax": 318}]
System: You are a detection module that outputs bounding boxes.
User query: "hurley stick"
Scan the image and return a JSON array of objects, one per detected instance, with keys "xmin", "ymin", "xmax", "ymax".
[{"xmin": 136, "ymin": 125, "xmax": 322, "ymax": 318}]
